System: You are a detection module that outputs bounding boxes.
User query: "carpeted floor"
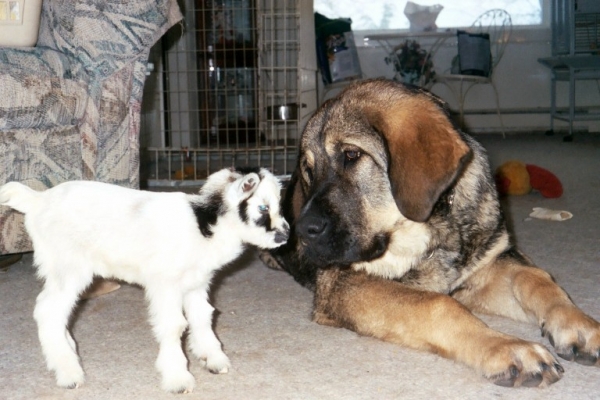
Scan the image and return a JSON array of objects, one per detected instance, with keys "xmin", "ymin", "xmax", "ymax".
[{"xmin": 1, "ymin": 133, "xmax": 599, "ymax": 400}]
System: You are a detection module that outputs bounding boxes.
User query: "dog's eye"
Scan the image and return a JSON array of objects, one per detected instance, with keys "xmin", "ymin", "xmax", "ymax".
[
  {"xmin": 345, "ymin": 150, "xmax": 360, "ymax": 160},
  {"xmin": 258, "ymin": 204, "xmax": 269, "ymax": 214},
  {"xmin": 344, "ymin": 150, "xmax": 361, "ymax": 167}
]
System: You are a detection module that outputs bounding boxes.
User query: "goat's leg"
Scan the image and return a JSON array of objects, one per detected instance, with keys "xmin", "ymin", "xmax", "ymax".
[
  {"xmin": 34, "ymin": 272, "xmax": 92, "ymax": 388},
  {"xmin": 146, "ymin": 286, "xmax": 195, "ymax": 393},
  {"xmin": 184, "ymin": 289, "xmax": 230, "ymax": 374}
]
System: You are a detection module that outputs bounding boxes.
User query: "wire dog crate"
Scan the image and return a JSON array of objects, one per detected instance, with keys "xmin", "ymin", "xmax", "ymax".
[
  {"xmin": 552, "ymin": 0, "xmax": 600, "ymax": 56},
  {"xmin": 142, "ymin": 0, "xmax": 317, "ymax": 187}
]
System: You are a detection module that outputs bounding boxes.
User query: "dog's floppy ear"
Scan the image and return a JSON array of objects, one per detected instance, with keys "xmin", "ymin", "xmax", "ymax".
[{"xmin": 368, "ymin": 89, "xmax": 472, "ymax": 222}]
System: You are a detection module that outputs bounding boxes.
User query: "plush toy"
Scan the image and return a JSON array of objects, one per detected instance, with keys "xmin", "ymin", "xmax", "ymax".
[{"xmin": 495, "ymin": 160, "xmax": 563, "ymax": 198}]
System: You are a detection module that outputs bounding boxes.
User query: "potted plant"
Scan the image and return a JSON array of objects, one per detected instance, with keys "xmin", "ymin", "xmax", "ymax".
[{"xmin": 385, "ymin": 40, "xmax": 435, "ymax": 86}]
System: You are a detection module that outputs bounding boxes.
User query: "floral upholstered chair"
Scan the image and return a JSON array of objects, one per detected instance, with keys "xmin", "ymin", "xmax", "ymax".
[{"xmin": 0, "ymin": 0, "xmax": 182, "ymax": 255}]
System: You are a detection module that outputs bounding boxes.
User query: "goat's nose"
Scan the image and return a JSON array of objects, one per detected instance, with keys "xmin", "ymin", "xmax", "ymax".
[
  {"xmin": 275, "ymin": 224, "xmax": 290, "ymax": 244},
  {"xmin": 298, "ymin": 216, "xmax": 328, "ymax": 239}
]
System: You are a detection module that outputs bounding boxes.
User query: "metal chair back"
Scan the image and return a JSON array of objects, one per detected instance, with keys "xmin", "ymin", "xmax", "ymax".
[{"xmin": 470, "ymin": 9, "xmax": 513, "ymax": 71}]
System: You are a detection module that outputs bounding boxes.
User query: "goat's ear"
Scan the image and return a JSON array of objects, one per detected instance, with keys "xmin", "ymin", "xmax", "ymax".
[{"xmin": 236, "ymin": 173, "xmax": 260, "ymax": 199}]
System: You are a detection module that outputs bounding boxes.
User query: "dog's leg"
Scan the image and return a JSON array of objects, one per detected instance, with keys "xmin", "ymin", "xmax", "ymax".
[
  {"xmin": 453, "ymin": 253, "xmax": 600, "ymax": 367},
  {"xmin": 314, "ymin": 267, "xmax": 564, "ymax": 387},
  {"xmin": 146, "ymin": 286, "xmax": 195, "ymax": 393},
  {"xmin": 183, "ymin": 289, "xmax": 230, "ymax": 374},
  {"xmin": 259, "ymin": 250, "xmax": 284, "ymax": 270},
  {"xmin": 34, "ymin": 272, "xmax": 91, "ymax": 389}
]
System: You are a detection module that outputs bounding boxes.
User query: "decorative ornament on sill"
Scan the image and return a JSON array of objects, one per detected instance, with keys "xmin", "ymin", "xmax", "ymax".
[
  {"xmin": 385, "ymin": 40, "xmax": 435, "ymax": 86},
  {"xmin": 404, "ymin": 1, "xmax": 443, "ymax": 33}
]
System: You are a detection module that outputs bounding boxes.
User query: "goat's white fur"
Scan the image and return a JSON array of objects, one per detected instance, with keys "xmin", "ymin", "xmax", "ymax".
[{"xmin": 0, "ymin": 168, "xmax": 289, "ymax": 393}]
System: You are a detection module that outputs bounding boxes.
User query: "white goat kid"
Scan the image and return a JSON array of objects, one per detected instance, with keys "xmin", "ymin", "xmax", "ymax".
[{"xmin": 0, "ymin": 168, "xmax": 289, "ymax": 393}]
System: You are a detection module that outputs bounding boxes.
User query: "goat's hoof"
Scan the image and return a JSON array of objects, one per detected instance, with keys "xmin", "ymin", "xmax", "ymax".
[{"xmin": 161, "ymin": 371, "xmax": 196, "ymax": 394}]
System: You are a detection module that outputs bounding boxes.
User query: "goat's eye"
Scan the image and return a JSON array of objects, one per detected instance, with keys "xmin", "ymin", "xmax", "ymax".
[{"xmin": 258, "ymin": 204, "xmax": 269, "ymax": 214}]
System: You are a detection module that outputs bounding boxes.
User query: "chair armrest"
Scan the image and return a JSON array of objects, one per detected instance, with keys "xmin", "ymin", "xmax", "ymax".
[{"xmin": 36, "ymin": 0, "xmax": 182, "ymax": 78}]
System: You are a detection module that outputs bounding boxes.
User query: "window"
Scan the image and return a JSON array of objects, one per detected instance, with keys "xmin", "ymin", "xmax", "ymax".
[{"xmin": 314, "ymin": 0, "xmax": 542, "ymax": 30}]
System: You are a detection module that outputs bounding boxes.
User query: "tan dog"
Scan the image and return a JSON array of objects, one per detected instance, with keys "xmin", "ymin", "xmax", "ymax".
[{"xmin": 261, "ymin": 79, "xmax": 600, "ymax": 387}]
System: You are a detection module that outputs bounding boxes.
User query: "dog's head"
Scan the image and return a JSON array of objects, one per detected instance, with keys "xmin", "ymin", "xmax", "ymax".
[{"xmin": 292, "ymin": 79, "xmax": 472, "ymax": 266}]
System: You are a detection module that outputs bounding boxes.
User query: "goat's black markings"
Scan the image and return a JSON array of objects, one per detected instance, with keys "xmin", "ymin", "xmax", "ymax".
[
  {"xmin": 256, "ymin": 212, "xmax": 271, "ymax": 230},
  {"xmin": 191, "ymin": 192, "xmax": 225, "ymax": 238},
  {"xmin": 239, "ymin": 198, "xmax": 273, "ymax": 230},
  {"xmin": 238, "ymin": 199, "xmax": 249, "ymax": 223},
  {"xmin": 235, "ymin": 166, "xmax": 262, "ymax": 176}
]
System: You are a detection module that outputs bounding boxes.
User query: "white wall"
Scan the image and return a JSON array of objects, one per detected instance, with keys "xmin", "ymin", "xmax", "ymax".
[{"xmin": 344, "ymin": 27, "xmax": 600, "ymax": 134}]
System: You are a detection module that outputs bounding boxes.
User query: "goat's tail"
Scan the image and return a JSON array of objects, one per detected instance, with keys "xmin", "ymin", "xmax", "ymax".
[{"xmin": 0, "ymin": 182, "xmax": 42, "ymax": 214}]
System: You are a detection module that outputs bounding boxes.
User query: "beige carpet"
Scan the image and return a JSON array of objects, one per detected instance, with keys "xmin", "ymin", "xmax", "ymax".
[{"xmin": 1, "ymin": 133, "xmax": 599, "ymax": 399}]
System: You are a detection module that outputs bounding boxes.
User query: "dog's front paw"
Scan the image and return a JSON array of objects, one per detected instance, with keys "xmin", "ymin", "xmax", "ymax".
[
  {"xmin": 161, "ymin": 370, "xmax": 196, "ymax": 394},
  {"xmin": 258, "ymin": 250, "xmax": 284, "ymax": 270},
  {"xmin": 542, "ymin": 305, "xmax": 600, "ymax": 366},
  {"xmin": 480, "ymin": 337, "xmax": 563, "ymax": 388}
]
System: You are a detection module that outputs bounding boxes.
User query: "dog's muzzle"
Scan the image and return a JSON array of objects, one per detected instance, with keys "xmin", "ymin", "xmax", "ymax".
[
  {"xmin": 296, "ymin": 210, "xmax": 388, "ymax": 266},
  {"xmin": 297, "ymin": 215, "xmax": 329, "ymax": 243}
]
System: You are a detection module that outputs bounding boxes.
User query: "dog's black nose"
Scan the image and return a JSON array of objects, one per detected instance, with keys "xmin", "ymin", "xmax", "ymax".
[{"xmin": 297, "ymin": 216, "xmax": 328, "ymax": 239}]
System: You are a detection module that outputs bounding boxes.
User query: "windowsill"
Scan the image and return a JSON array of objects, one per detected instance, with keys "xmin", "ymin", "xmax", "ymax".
[{"xmin": 354, "ymin": 25, "xmax": 552, "ymax": 48}]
